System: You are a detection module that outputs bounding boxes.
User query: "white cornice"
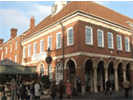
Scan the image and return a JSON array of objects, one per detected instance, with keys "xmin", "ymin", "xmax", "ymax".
[{"xmin": 23, "ymin": 51, "xmax": 133, "ymax": 65}]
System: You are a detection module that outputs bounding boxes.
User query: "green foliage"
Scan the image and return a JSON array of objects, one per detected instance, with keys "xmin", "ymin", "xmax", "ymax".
[
  {"xmin": 0, "ymin": 75, "xmax": 7, "ymax": 84},
  {"xmin": 40, "ymin": 75, "xmax": 51, "ymax": 89}
]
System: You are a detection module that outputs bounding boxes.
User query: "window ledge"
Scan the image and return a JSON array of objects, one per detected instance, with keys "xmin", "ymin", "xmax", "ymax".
[
  {"xmin": 108, "ymin": 48, "xmax": 114, "ymax": 50},
  {"xmin": 67, "ymin": 44, "xmax": 74, "ymax": 47},
  {"xmin": 86, "ymin": 44, "xmax": 94, "ymax": 47},
  {"xmin": 56, "ymin": 47, "xmax": 62, "ymax": 50},
  {"xmin": 125, "ymin": 51, "xmax": 130, "ymax": 53},
  {"xmin": 98, "ymin": 46, "xmax": 104, "ymax": 49}
]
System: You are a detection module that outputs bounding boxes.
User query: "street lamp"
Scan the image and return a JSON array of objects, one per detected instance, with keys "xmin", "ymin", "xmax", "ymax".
[{"xmin": 45, "ymin": 47, "xmax": 52, "ymax": 79}]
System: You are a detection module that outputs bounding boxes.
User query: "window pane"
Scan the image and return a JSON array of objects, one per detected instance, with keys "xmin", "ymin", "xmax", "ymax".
[
  {"xmin": 86, "ymin": 27, "xmax": 92, "ymax": 44},
  {"xmin": 97, "ymin": 30, "xmax": 103, "ymax": 47},
  {"xmin": 68, "ymin": 28, "xmax": 73, "ymax": 45}
]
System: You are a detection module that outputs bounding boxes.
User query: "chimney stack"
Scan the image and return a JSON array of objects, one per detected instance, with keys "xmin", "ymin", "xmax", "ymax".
[
  {"xmin": 0, "ymin": 38, "xmax": 4, "ymax": 44},
  {"xmin": 30, "ymin": 16, "xmax": 35, "ymax": 30},
  {"xmin": 11, "ymin": 28, "xmax": 17, "ymax": 38}
]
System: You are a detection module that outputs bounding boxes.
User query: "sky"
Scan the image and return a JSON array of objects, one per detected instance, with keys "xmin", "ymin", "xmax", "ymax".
[{"xmin": 0, "ymin": 0, "xmax": 133, "ymax": 42}]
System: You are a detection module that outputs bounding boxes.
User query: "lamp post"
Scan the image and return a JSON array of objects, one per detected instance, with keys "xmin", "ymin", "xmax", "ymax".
[{"xmin": 45, "ymin": 47, "xmax": 52, "ymax": 79}]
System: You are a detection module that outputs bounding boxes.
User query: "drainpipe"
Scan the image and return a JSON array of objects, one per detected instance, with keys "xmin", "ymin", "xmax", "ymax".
[{"xmin": 60, "ymin": 21, "xmax": 65, "ymax": 80}]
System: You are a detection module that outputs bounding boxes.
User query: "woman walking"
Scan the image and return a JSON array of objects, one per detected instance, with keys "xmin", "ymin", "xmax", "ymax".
[
  {"xmin": 66, "ymin": 80, "xmax": 71, "ymax": 99},
  {"xmin": 50, "ymin": 81, "xmax": 57, "ymax": 100},
  {"xmin": 59, "ymin": 80, "xmax": 64, "ymax": 99},
  {"xmin": 34, "ymin": 80, "xmax": 40, "ymax": 100}
]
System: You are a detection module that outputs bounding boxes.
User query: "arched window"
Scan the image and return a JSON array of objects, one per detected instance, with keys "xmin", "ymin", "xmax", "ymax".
[
  {"xmin": 40, "ymin": 64, "xmax": 44, "ymax": 76},
  {"xmin": 56, "ymin": 63, "xmax": 63, "ymax": 84}
]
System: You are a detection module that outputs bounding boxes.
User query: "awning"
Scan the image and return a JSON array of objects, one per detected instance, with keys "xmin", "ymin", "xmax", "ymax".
[{"xmin": 0, "ymin": 65, "xmax": 36, "ymax": 75}]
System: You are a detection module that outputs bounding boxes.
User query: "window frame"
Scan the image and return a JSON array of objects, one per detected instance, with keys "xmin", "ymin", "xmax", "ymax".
[
  {"xmin": 47, "ymin": 36, "xmax": 52, "ymax": 50},
  {"xmin": 10, "ymin": 44, "xmax": 12, "ymax": 52},
  {"xmin": 97, "ymin": 29, "xmax": 104, "ymax": 47},
  {"xmin": 23, "ymin": 47, "xmax": 26, "ymax": 58},
  {"xmin": 28, "ymin": 44, "xmax": 31, "ymax": 57},
  {"xmin": 6, "ymin": 47, "xmax": 8, "ymax": 54},
  {"xmin": 125, "ymin": 37, "xmax": 130, "ymax": 52},
  {"xmin": 40, "ymin": 39, "xmax": 44, "ymax": 53},
  {"xmin": 67, "ymin": 27, "xmax": 74, "ymax": 46},
  {"xmin": 56, "ymin": 32, "xmax": 62, "ymax": 49},
  {"xmin": 108, "ymin": 32, "xmax": 114, "ymax": 49},
  {"xmin": 15, "ymin": 41, "xmax": 18, "ymax": 50},
  {"xmin": 117, "ymin": 35, "xmax": 122, "ymax": 50},
  {"xmin": 85, "ymin": 26, "xmax": 93, "ymax": 45},
  {"xmin": 34, "ymin": 42, "xmax": 37, "ymax": 54},
  {"xmin": 15, "ymin": 54, "xmax": 17, "ymax": 62}
]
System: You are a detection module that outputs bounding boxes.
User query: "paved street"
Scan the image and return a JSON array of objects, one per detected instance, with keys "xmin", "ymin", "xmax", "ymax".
[{"xmin": 42, "ymin": 90, "xmax": 133, "ymax": 100}]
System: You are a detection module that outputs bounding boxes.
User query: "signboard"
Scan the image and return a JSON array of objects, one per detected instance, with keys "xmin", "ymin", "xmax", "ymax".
[{"xmin": 31, "ymin": 52, "xmax": 46, "ymax": 61}]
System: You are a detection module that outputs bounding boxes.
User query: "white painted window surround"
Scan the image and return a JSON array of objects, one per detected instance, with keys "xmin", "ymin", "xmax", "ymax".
[
  {"xmin": 34, "ymin": 42, "xmax": 37, "ymax": 54},
  {"xmin": 28, "ymin": 45, "xmax": 31, "ymax": 57},
  {"xmin": 97, "ymin": 29, "xmax": 104, "ymax": 47},
  {"xmin": 85, "ymin": 26, "xmax": 93, "ymax": 45},
  {"xmin": 56, "ymin": 32, "xmax": 62, "ymax": 49},
  {"xmin": 67, "ymin": 27, "xmax": 74, "ymax": 46},
  {"xmin": 48, "ymin": 36, "xmax": 52, "ymax": 50},
  {"xmin": 117, "ymin": 35, "xmax": 122, "ymax": 50},
  {"xmin": 40, "ymin": 39, "xmax": 44, "ymax": 53},
  {"xmin": 125, "ymin": 37, "xmax": 130, "ymax": 52},
  {"xmin": 108, "ymin": 32, "xmax": 114, "ymax": 49}
]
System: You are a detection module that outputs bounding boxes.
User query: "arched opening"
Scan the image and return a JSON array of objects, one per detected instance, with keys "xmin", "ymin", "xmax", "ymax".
[
  {"xmin": 108, "ymin": 62, "xmax": 115, "ymax": 91},
  {"xmin": 126, "ymin": 63, "xmax": 130, "ymax": 82},
  {"xmin": 117, "ymin": 63, "xmax": 123, "ymax": 90},
  {"xmin": 66, "ymin": 60, "xmax": 76, "ymax": 88},
  {"xmin": 85, "ymin": 59, "xmax": 93, "ymax": 92},
  {"xmin": 97, "ymin": 61, "xmax": 105, "ymax": 91},
  {"xmin": 56, "ymin": 63, "xmax": 63, "ymax": 85}
]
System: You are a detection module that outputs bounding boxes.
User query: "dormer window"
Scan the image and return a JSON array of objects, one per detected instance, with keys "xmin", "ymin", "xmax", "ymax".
[{"xmin": 126, "ymin": 21, "xmax": 133, "ymax": 27}]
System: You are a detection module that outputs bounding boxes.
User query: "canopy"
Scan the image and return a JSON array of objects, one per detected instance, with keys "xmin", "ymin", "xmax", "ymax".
[{"xmin": 0, "ymin": 65, "xmax": 36, "ymax": 75}]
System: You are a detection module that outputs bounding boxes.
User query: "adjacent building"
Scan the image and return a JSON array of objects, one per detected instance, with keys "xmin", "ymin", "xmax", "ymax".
[{"xmin": 0, "ymin": 1, "xmax": 133, "ymax": 94}]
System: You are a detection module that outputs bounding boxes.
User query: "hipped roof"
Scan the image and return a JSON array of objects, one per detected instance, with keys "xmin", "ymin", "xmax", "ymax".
[{"xmin": 23, "ymin": 1, "xmax": 133, "ymax": 40}]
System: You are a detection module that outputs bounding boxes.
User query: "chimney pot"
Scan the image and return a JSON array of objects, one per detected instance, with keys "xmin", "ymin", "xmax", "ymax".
[
  {"xmin": 11, "ymin": 28, "xmax": 17, "ymax": 38},
  {"xmin": 30, "ymin": 16, "xmax": 35, "ymax": 30},
  {"xmin": 0, "ymin": 38, "xmax": 4, "ymax": 44}
]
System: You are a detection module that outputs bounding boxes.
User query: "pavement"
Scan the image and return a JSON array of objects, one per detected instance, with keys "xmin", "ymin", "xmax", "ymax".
[{"xmin": 41, "ymin": 90, "xmax": 133, "ymax": 100}]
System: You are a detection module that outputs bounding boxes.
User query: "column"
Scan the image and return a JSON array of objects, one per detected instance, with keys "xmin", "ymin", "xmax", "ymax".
[
  {"xmin": 100, "ymin": 69, "xmax": 103, "ymax": 91},
  {"xmin": 114, "ymin": 68, "xmax": 118, "ymax": 91},
  {"xmin": 90, "ymin": 69, "xmax": 93, "ymax": 92},
  {"xmin": 123, "ymin": 68, "xmax": 126, "ymax": 81},
  {"xmin": 93, "ymin": 67, "xmax": 98, "ymax": 93},
  {"xmin": 105, "ymin": 68, "xmax": 108, "ymax": 84},
  {"xmin": 80, "ymin": 67, "xmax": 85, "ymax": 95}
]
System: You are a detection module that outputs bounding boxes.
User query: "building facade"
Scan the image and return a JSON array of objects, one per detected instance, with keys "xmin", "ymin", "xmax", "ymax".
[{"xmin": 0, "ymin": 1, "xmax": 133, "ymax": 94}]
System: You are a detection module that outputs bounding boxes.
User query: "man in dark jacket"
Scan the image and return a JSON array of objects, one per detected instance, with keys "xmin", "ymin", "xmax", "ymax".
[
  {"xmin": 77, "ymin": 79, "xmax": 82, "ymax": 99},
  {"xmin": 105, "ymin": 79, "xmax": 112, "ymax": 95},
  {"xmin": 20, "ymin": 80, "xmax": 27, "ymax": 100},
  {"xmin": 30, "ymin": 80, "xmax": 35, "ymax": 100}
]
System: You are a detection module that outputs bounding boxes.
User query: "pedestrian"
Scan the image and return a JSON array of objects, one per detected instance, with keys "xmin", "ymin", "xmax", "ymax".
[
  {"xmin": 50, "ymin": 81, "xmax": 57, "ymax": 100},
  {"xmin": 77, "ymin": 79, "xmax": 82, "ymax": 99},
  {"xmin": 34, "ymin": 80, "xmax": 40, "ymax": 100},
  {"xmin": 105, "ymin": 79, "xmax": 112, "ymax": 95},
  {"xmin": 66, "ymin": 80, "xmax": 71, "ymax": 99},
  {"xmin": 122, "ymin": 78, "xmax": 131, "ymax": 98},
  {"xmin": 59, "ymin": 80, "xmax": 64, "ymax": 99},
  {"xmin": 10, "ymin": 78, "xmax": 18, "ymax": 100},
  {"xmin": 30, "ymin": 80, "xmax": 35, "ymax": 100},
  {"xmin": 20, "ymin": 80, "xmax": 27, "ymax": 100}
]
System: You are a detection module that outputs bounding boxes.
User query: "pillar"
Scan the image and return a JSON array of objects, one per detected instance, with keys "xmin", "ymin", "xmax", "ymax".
[
  {"xmin": 100, "ymin": 69, "xmax": 103, "ymax": 91},
  {"xmin": 80, "ymin": 67, "xmax": 85, "ymax": 95},
  {"xmin": 90, "ymin": 69, "xmax": 93, "ymax": 92},
  {"xmin": 93, "ymin": 66, "xmax": 98, "ymax": 93},
  {"xmin": 105, "ymin": 68, "xmax": 108, "ymax": 84},
  {"xmin": 123, "ymin": 68, "xmax": 126, "ymax": 81},
  {"xmin": 114, "ymin": 68, "xmax": 118, "ymax": 91}
]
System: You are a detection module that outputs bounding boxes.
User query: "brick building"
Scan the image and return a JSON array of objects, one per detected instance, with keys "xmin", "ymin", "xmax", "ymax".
[{"xmin": 0, "ymin": 1, "xmax": 133, "ymax": 94}]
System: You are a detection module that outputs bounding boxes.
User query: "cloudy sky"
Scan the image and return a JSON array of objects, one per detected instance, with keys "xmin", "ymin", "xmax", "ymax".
[{"xmin": 0, "ymin": 1, "xmax": 133, "ymax": 42}]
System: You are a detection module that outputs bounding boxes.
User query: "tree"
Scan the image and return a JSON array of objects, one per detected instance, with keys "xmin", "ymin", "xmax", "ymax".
[{"xmin": 40, "ymin": 75, "xmax": 51, "ymax": 89}]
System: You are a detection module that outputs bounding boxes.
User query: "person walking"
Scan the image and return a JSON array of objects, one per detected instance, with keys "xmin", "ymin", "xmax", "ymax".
[
  {"xmin": 20, "ymin": 80, "xmax": 27, "ymax": 100},
  {"xmin": 34, "ymin": 80, "xmax": 40, "ymax": 100},
  {"xmin": 50, "ymin": 81, "xmax": 57, "ymax": 100},
  {"xmin": 122, "ymin": 78, "xmax": 131, "ymax": 98},
  {"xmin": 105, "ymin": 79, "xmax": 112, "ymax": 95},
  {"xmin": 10, "ymin": 78, "xmax": 18, "ymax": 100},
  {"xmin": 59, "ymin": 80, "xmax": 64, "ymax": 99},
  {"xmin": 30, "ymin": 80, "xmax": 35, "ymax": 100},
  {"xmin": 66, "ymin": 80, "xmax": 71, "ymax": 99},
  {"xmin": 77, "ymin": 79, "xmax": 82, "ymax": 99}
]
